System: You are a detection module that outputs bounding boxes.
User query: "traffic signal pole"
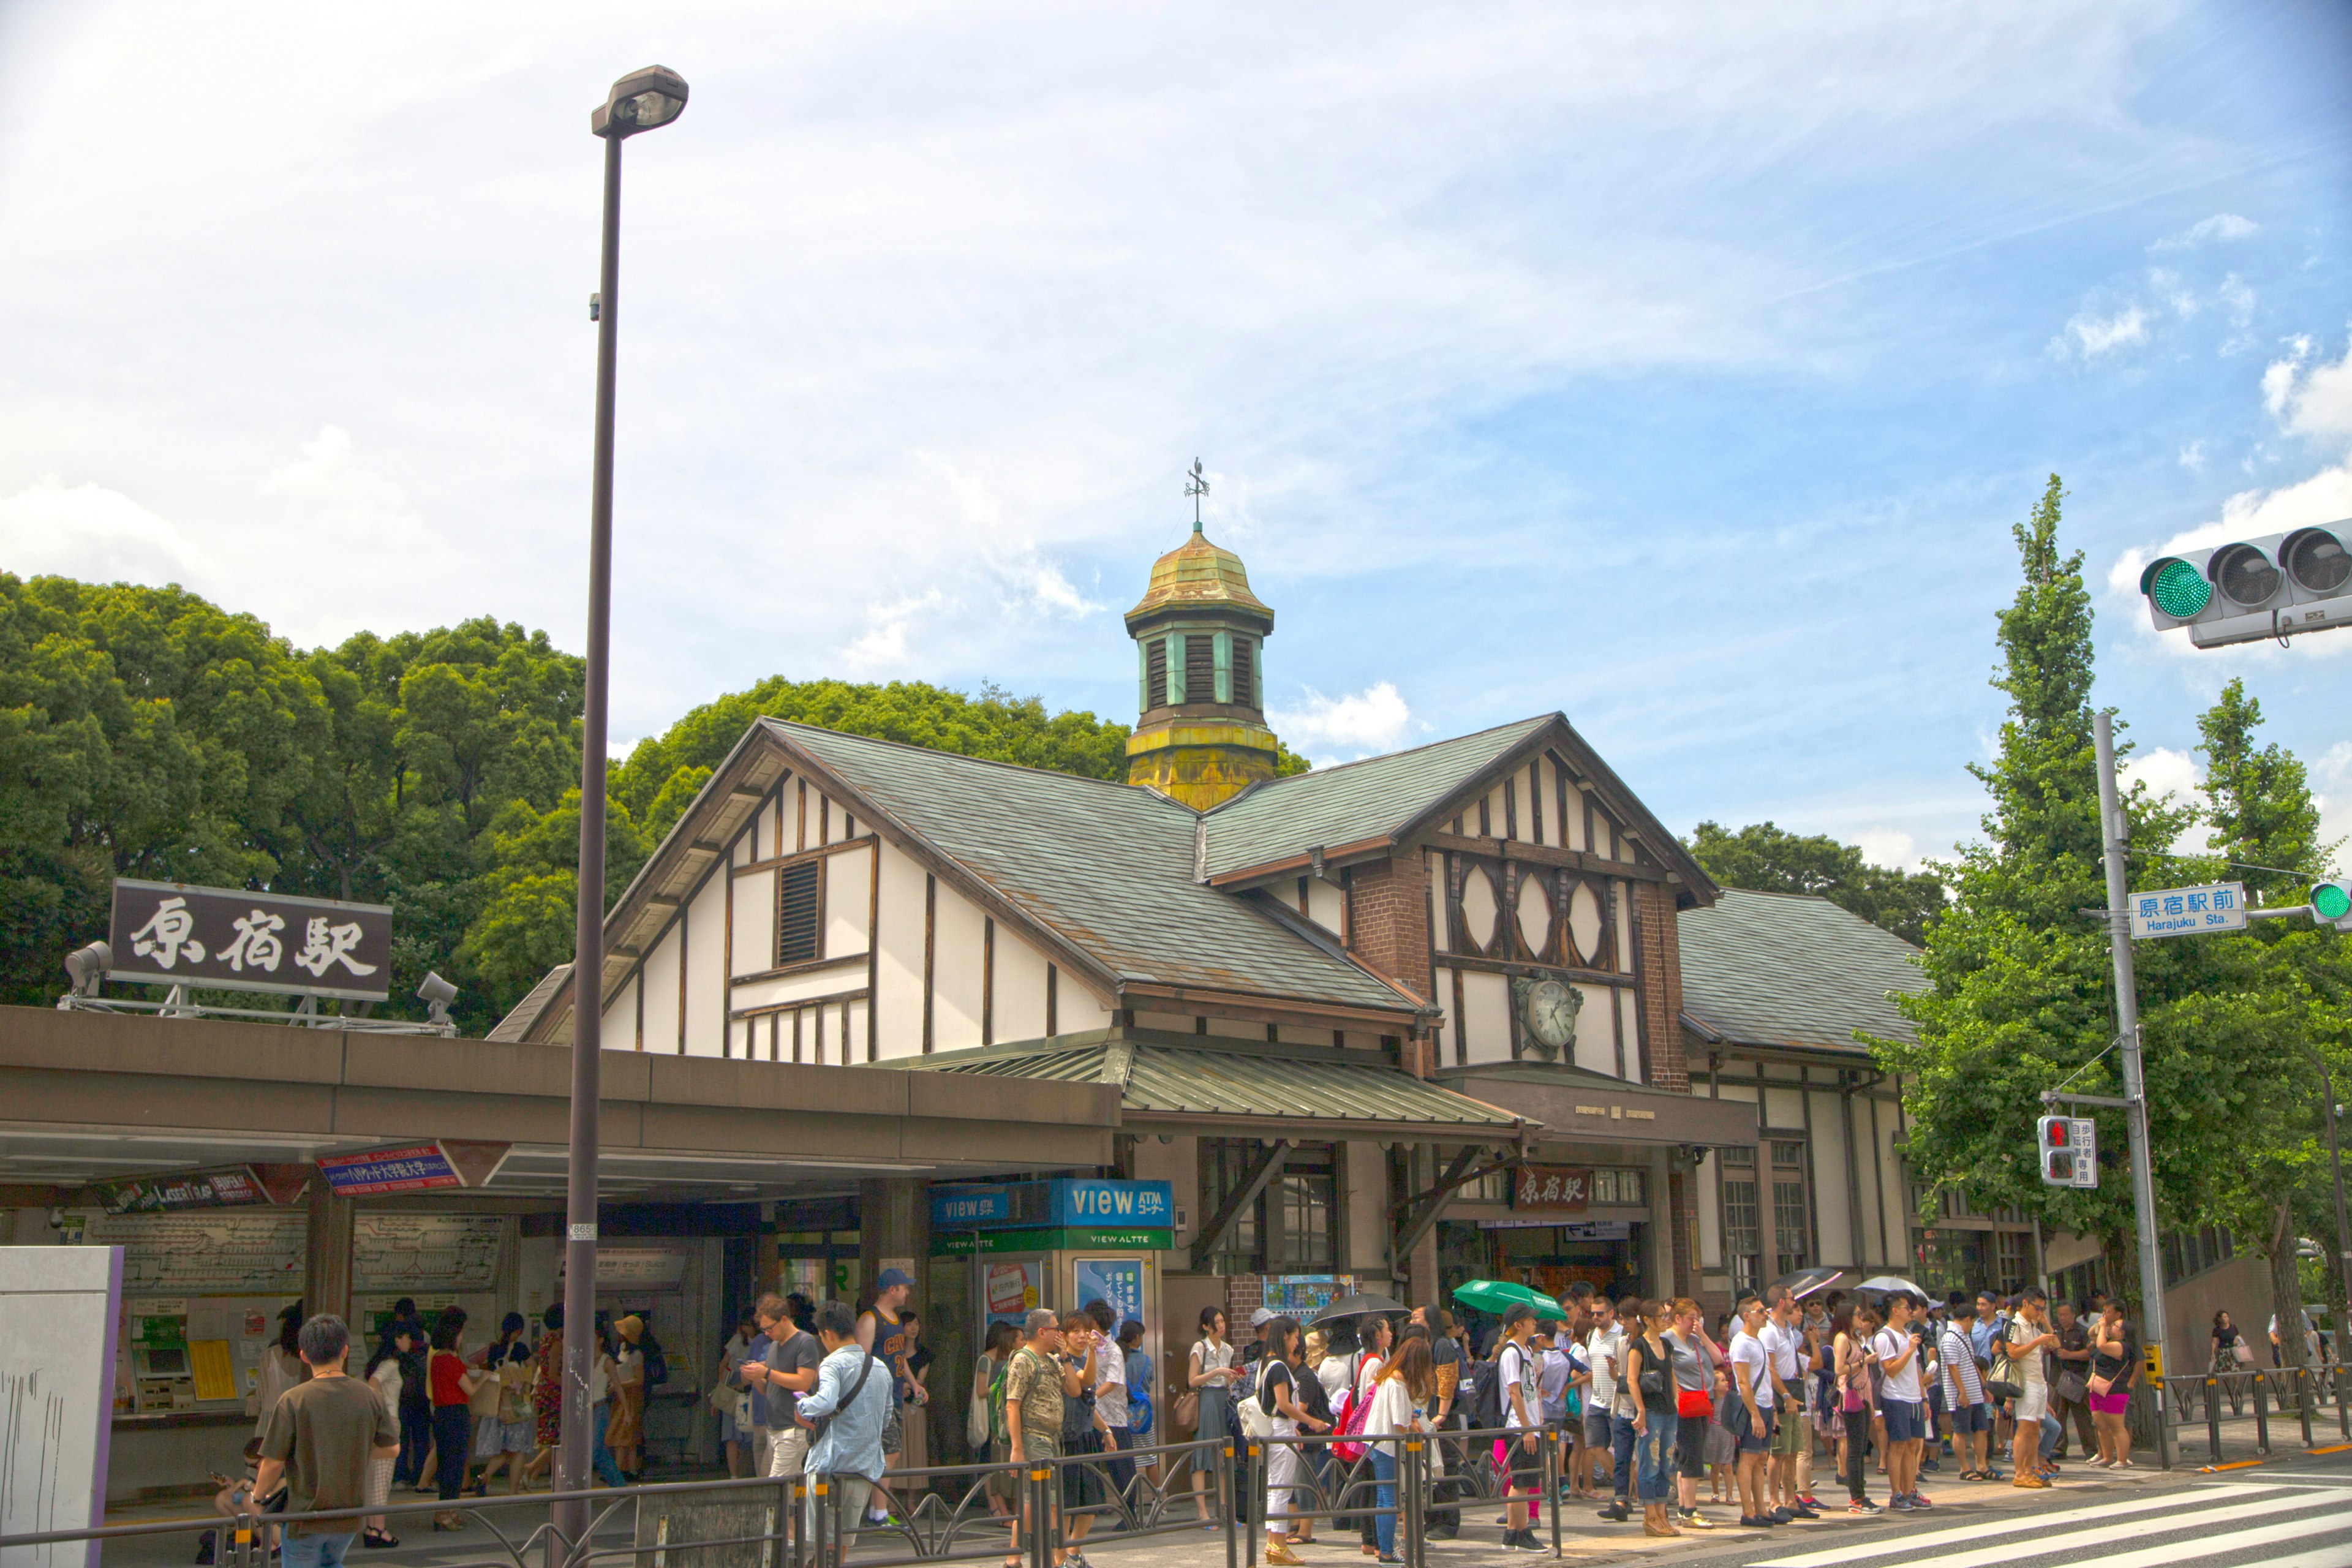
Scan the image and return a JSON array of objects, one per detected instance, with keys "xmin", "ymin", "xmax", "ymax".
[{"xmin": 2094, "ymin": 710, "xmax": 2174, "ymax": 1469}]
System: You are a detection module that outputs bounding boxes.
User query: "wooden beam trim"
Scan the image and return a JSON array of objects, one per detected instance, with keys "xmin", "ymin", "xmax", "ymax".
[
  {"xmin": 1114, "ymin": 983, "xmax": 1428, "ymax": 1033},
  {"xmin": 1423, "ymin": 831, "xmax": 1668, "ymax": 883},
  {"xmin": 730, "ymin": 838, "xmax": 877, "ymax": 878},
  {"xmin": 729, "ymin": 987, "xmax": 871, "ymax": 1022},
  {"xmin": 731, "ymin": 952, "xmax": 869, "ymax": 987},
  {"xmin": 1189, "ymin": 1137, "xmax": 1291, "ymax": 1271}
]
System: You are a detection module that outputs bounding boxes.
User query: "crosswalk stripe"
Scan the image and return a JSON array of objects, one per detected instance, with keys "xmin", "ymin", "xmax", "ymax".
[
  {"xmin": 1811, "ymin": 1495, "xmax": 2351, "ymax": 1568},
  {"xmin": 2049, "ymin": 1507, "xmax": 2352, "ymax": 1568},
  {"xmin": 2258, "ymin": 1546, "xmax": 2352, "ymax": 1568},
  {"xmin": 1749, "ymin": 1483, "xmax": 2294, "ymax": 1567}
]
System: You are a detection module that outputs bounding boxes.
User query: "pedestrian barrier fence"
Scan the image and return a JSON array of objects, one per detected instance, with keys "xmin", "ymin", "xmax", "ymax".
[{"xmin": 0, "ymin": 1426, "xmax": 1568, "ymax": 1568}]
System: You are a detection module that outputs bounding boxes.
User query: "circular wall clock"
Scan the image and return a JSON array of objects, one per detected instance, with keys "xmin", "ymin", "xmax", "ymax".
[{"xmin": 1520, "ymin": 978, "xmax": 1581, "ymax": 1058}]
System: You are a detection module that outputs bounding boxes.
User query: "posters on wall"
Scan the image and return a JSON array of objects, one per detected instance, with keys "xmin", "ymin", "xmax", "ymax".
[
  {"xmin": 1073, "ymin": 1259, "xmax": 1144, "ymax": 1331},
  {"xmin": 1262, "ymin": 1275, "xmax": 1354, "ymax": 1316},
  {"xmin": 982, "ymin": 1262, "xmax": 1043, "ymax": 1330}
]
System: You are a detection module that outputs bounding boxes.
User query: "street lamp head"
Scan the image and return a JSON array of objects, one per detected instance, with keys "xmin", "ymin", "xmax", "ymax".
[{"xmin": 592, "ymin": 66, "xmax": 688, "ymax": 138}]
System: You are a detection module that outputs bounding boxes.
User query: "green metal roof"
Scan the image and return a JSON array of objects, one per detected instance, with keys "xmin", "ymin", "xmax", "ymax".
[
  {"xmin": 765, "ymin": 720, "xmax": 1423, "ymax": 1017},
  {"xmin": 903, "ymin": 1030, "xmax": 1526, "ymax": 1130},
  {"xmin": 1199, "ymin": 718, "xmax": 1551, "ymax": 878},
  {"xmin": 1676, "ymin": 889, "xmax": 1926, "ymax": 1053}
]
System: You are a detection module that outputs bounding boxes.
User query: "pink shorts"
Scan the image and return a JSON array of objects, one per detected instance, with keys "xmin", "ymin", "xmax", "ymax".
[{"xmin": 2087, "ymin": 1390, "xmax": 2130, "ymax": 1415}]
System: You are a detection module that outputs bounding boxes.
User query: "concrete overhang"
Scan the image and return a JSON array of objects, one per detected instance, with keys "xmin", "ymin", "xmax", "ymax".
[
  {"xmin": 0, "ymin": 1006, "xmax": 1119, "ymax": 1200},
  {"xmin": 1431, "ymin": 1062, "xmax": 1760, "ymax": 1151}
]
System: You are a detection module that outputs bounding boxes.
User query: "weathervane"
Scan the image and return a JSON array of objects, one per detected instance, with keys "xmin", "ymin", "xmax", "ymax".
[{"xmin": 1185, "ymin": 458, "xmax": 1209, "ymax": 533}]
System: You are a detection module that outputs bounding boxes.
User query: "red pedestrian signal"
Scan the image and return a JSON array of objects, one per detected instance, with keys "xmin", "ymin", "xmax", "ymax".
[{"xmin": 2038, "ymin": 1115, "xmax": 2097, "ymax": 1188}]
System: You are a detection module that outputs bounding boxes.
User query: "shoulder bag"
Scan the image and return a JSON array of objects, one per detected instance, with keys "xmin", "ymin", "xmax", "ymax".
[
  {"xmin": 1238, "ymin": 1359, "xmax": 1278, "ymax": 1440},
  {"xmin": 805, "ymin": 1351, "xmax": 878, "ymax": 1444}
]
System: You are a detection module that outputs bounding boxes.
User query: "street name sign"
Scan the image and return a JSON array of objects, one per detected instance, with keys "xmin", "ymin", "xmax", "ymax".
[{"xmin": 2128, "ymin": 881, "xmax": 2247, "ymax": 940}]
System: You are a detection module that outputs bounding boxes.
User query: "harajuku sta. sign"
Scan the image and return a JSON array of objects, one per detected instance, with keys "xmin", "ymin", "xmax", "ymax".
[{"xmin": 107, "ymin": 879, "xmax": 394, "ymax": 1002}]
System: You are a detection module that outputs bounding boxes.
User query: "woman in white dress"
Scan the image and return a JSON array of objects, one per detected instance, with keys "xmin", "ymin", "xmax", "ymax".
[{"xmin": 361, "ymin": 1327, "xmax": 415, "ymax": 1548}]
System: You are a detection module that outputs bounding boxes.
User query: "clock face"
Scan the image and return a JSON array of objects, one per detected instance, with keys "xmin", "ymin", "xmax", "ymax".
[{"xmin": 1523, "ymin": 979, "xmax": 1581, "ymax": 1051}]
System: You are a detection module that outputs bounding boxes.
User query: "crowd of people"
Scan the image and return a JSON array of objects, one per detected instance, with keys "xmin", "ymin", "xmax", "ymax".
[{"xmin": 1157, "ymin": 1280, "xmax": 2165, "ymax": 1564}]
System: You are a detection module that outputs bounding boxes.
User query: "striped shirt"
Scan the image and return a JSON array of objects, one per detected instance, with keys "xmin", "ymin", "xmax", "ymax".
[{"xmin": 1939, "ymin": 1324, "xmax": 1985, "ymax": 1408}]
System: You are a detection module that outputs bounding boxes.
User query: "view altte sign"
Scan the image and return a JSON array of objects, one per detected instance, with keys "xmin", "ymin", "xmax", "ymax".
[{"xmin": 106, "ymin": 879, "xmax": 394, "ymax": 1001}]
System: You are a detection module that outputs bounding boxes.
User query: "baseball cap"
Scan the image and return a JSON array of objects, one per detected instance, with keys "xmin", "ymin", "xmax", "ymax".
[
  {"xmin": 877, "ymin": 1267, "xmax": 915, "ymax": 1290},
  {"xmin": 1250, "ymin": 1306, "xmax": 1277, "ymax": 1327}
]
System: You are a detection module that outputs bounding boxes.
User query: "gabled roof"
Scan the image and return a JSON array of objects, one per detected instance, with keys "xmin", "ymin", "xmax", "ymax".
[
  {"xmin": 899, "ymin": 1028, "xmax": 1526, "ymax": 1137},
  {"xmin": 1676, "ymin": 889, "xmax": 1926, "ymax": 1054},
  {"xmin": 1200, "ymin": 719, "xmax": 1547, "ymax": 878},
  {"xmin": 1198, "ymin": 713, "xmax": 1719, "ymax": 903},
  {"xmin": 762, "ymin": 720, "xmax": 1430, "ymax": 1021},
  {"xmin": 488, "ymin": 962, "xmax": 571, "ymax": 1043}
]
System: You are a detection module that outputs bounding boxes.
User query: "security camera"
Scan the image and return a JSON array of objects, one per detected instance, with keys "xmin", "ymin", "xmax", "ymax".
[
  {"xmin": 64, "ymin": 941, "xmax": 112, "ymax": 997},
  {"xmin": 417, "ymin": 970, "xmax": 458, "ymax": 1024}
]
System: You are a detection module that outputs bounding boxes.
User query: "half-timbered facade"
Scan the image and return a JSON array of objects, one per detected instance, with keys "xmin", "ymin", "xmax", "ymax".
[{"xmin": 491, "ymin": 522, "xmax": 1790, "ymax": 1409}]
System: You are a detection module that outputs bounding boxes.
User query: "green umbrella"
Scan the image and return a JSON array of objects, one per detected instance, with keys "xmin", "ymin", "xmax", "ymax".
[{"xmin": 1450, "ymin": 1280, "xmax": 1567, "ymax": 1321}]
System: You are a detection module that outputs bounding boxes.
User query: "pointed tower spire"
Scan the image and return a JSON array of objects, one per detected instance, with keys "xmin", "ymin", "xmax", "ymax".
[{"xmin": 1125, "ymin": 462, "xmax": 1281, "ymax": 810}]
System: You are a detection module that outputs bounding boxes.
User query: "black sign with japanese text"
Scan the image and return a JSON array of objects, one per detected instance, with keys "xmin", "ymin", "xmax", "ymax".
[
  {"xmin": 1510, "ymin": 1165, "xmax": 1593, "ymax": 1213},
  {"xmin": 106, "ymin": 878, "xmax": 394, "ymax": 1001}
]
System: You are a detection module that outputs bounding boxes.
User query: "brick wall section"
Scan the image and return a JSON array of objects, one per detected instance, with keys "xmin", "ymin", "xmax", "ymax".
[
  {"xmin": 1226, "ymin": 1274, "xmax": 1268, "ymax": 1329},
  {"xmin": 1635, "ymin": 880, "xmax": 1691, "ymax": 1093},
  {"xmin": 1667, "ymin": 1167, "xmax": 1700, "ymax": 1302},
  {"xmin": 1345, "ymin": 853, "xmax": 1432, "ymax": 1002}
]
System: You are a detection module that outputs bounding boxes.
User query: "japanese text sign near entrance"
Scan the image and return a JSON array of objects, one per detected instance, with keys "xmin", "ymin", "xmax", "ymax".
[
  {"xmin": 107, "ymin": 879, "xmax": 393, "ymax": 1000},
  {"xmin": 2127, "ymin": 881, "xmax": 2246, "ymax": 940},
  {"xmin": 1075, "ymin": 1258, "xmax": 1146, "ymax": 1331},
  {"xmin": 318, "ymin": 1140, "xmax": 510, "ymax": 1197},
  {"xmin": 1510, "ymin": 1166, "xmax": 1593, "ymax": 1213}
]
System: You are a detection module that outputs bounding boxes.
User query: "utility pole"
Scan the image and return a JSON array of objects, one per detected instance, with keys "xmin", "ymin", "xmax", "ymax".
[
  {"xmin": 2093, "ymin": 710, "xmax": 2174, "ymax": 1469},
  {"xmin": 2322, "ymin": 1062, "xmax": 2352, "ymax": 1344}
]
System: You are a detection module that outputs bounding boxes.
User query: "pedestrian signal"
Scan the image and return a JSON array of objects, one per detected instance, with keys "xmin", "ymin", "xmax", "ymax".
[{"xmin": 2037, "ymin": 1115, "xmax": 2097, "ymax": 1188}]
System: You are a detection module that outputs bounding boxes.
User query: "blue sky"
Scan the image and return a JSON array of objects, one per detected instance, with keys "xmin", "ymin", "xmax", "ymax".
[{"xmin": 1, "ymin": 1, "xmax": 2346, "ymax": 870}]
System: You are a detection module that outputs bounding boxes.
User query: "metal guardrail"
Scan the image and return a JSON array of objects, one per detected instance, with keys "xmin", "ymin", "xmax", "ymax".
[
  {"xmin": 2163, "ymin": 1364, "xmax": 2352, "ymax": 1462},
  {"xmin": 0, "ymin": 1426, "xmax": 1582, "ymax": 1568}
]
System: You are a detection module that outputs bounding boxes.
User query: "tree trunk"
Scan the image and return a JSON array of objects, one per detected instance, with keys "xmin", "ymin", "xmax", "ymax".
[{"xmin": 2269, "ymin": 1201, "xmax": 2312, "ymax": 1414}]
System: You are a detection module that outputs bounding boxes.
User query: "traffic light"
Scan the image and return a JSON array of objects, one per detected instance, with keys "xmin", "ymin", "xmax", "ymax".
[
  {"xmin": 2038, "ymin": 1115, "xmax": 2097, "ymax": 1188},
  {"xmin": 2139, "ymin": 521, "xmax": 2352, "ymax": 648},
  {"xmin": 2313, "ymin": 878, "xmax": 2352, "ymax": 931}
]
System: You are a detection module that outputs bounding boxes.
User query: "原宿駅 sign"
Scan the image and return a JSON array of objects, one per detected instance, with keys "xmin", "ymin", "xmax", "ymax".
[
  {"xmin": 2127, "ymin": 881, "xmax": 2247, "ymax": 940},
  {"xmin": 107, "ymin": 879, "xmax": 394, "ymax": 1001}
]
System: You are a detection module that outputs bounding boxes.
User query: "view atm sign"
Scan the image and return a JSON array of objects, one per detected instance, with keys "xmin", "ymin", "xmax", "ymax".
[{"xmin": 931, "ymin": 1179, "xmax": 1173, "ymax": 1231}]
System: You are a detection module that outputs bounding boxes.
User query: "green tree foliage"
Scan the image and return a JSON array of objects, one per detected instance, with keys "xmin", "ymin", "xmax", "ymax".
[
  {"xmin": 1683, "ymin": 820, "xmax": 1947, "ymax": 944},
  {"xmin": 2, "ymin": 576, "xmax": 1193, "ymax": 1034},
  {"xmin": 1875, "ymin": 483, "xmax": 2346, "ymax": 1357},
  {"xmin": 1871, "ymin": 479, "xmax": 2195, "ymax": 1300}
]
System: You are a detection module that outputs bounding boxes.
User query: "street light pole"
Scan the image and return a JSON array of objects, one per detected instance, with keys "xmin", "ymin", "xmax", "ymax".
[
  {"xmin": 2321, "ymin": 1061, "xmax": 2352, "ymax": 1345},
  {"xmin": 2093, "ymin": 710, "xmax": 2173, "ymax": 1469},
  {"xmin": 560, "ymin": 67, "xmax": 687, "ymax": 1566}
]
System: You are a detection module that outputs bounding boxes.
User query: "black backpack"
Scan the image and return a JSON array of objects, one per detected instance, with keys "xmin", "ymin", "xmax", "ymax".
[
  {"xmin": 641, "ymin": 1334, "xmax": 669, "ymax": 1389},
  {"xmin": 1464, "ymin": 1347, "xmax": 1507, "ymax": 1430}
]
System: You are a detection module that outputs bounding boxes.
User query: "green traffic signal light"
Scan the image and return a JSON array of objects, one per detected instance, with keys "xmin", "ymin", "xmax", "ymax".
[
  {"xmin": 2150, "ymin": 559, "xmax": 2213, "ymax": 618},
  {"xmin": 2316, "ymin": 882, "xmax": 2352, "ymax": 922}
]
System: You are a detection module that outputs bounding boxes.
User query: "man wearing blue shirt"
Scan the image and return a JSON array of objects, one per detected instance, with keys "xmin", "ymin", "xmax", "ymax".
[{"xmin": 796, "ymin": 1302, "xmax": 897, "ymax": 1553}]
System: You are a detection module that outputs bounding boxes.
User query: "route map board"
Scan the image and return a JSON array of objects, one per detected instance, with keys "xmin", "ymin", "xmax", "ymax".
[
  {"xmin": 352, "ymin": 1215, "xmax": 505, "ymax": 1292},
  {"xmin": 83, "ymin": 1211, "xmax": 304, "ymax": 1294}
]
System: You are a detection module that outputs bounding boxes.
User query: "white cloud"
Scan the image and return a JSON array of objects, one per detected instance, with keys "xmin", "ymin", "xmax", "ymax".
[
  {"xmin": 1852, "ymin": 828, "xmax": 1919, "ymax": 872},
  {"xmin": 2147, "ymin": 268, "xmax": 2196, "ymax": 318},
  {"xmin": 1271, "ymin": 681, "xmax": 1415, "ymax": 761},
  {"xmin": 2150, "ymin": 213, "xmax": 2259, "ymax": 251},
  {"xmin": 2218, "ymin": 274, "xmax": 2256, "ymax": 328},
  {"xmin": 2121, "ymin": 745, "xmax": 2199, "ymax": 807},
  {"xmin": 0, "ymin": 475, "xmax": 212, "ymax": 586},
  {"xmin": 2315, "ymin": 742, "xmax": 2352, "ymax": 873},
  {"xmin": 2052, "ymin": 303, "xmax": 2148, "ymax": 360},
  {"xmin": 2266, "ymin": 336, "xmax": 2352, "ymax": 443},
  {"xmin": 2179, "ymin": 440, "xmax": 2206, "ymax": 472},
  {"xmin": 842, "ymin": 589, "xmax": 950, "ymax": 674}
]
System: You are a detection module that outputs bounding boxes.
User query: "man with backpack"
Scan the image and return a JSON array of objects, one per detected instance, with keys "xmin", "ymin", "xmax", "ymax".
[{"xmin": 1493, "ymin": 1305, "xmax": 1548, "ymax": 1553}]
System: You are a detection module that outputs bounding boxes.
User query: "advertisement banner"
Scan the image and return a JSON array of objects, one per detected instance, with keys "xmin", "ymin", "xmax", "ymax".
[
  {"xmin": 983, "ymin": 1261, "xmax": 1044, "ymax": 1330},
  {"xmin": 1074, "ymin": 1257, "xmax": 1146, "ymax": 1331}
]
